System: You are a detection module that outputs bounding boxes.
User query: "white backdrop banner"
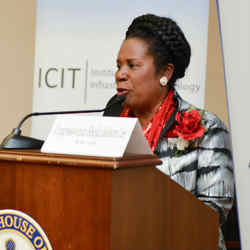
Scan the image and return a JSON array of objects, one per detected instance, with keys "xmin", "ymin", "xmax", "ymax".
[
  {"xmin": 32, "ymin": 0, "xmax": 209, "ymax": 139},
  {"xmin": 217, "ymin": 0, "xmax": 250, "ymax": 249}
]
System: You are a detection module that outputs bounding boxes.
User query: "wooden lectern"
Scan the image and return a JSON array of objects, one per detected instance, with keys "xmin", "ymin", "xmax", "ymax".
[{"xmin": 0, "ymin": 150, "xmax": 218, "ymax": 250}]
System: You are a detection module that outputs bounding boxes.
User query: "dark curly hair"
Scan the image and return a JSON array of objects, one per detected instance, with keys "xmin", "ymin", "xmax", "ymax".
[{"xmin": 125, "ymin": 14, "xmax": 191, "ymax": 87}]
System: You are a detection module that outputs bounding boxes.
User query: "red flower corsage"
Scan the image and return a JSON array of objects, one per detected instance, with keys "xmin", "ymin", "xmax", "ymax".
[{"xmin": 168, "ymin": 109, "xmax": 205, "ymax": 140}]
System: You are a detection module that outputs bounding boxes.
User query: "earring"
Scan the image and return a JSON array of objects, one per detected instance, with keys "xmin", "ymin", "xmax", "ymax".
[{"xmin": 160, "ymin": 76, "xmax": 168, "ymax": 86}]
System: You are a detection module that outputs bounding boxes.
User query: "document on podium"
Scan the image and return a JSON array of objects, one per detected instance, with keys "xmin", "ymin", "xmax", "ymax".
[{"xmin": 41, "ymin": 115, "xmax": 152, "ymax": 157}]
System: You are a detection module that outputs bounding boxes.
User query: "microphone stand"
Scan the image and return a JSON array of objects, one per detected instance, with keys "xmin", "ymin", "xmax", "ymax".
[{"xmin": 0, "ymin": 95, "xmax": 125, "ymax": 150}]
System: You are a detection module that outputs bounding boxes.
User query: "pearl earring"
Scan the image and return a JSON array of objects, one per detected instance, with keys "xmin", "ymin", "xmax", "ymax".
[{"xmin": 160, "ymin": 76, "xmax": 168, "ymax": 86}]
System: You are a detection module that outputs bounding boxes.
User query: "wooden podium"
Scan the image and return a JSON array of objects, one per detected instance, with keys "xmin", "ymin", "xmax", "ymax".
[{"xmin": 0, "ymin": 150, "xmax": 218, "ymax": 250}]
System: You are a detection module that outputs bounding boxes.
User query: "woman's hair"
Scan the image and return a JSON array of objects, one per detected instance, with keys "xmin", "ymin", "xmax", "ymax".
[{"xmin": 125, "ymin": 14, "xmax": 191, "ymax": 87}]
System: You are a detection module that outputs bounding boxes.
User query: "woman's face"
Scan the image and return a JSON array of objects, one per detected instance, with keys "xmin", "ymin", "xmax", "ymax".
[{"xmin": 115, "ymin": 37, "xmax": 168, "ymax": 115}]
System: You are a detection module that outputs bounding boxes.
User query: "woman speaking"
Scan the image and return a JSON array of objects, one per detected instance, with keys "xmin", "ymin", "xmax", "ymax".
[{"xmin": 104, "ymin": 14, "xmax": 234, "ymax": 250}]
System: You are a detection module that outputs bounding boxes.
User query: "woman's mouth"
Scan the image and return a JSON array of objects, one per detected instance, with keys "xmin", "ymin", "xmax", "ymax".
[{"xmin": 117, "ymin": 88, "xmax": 129, "ymax": 96}]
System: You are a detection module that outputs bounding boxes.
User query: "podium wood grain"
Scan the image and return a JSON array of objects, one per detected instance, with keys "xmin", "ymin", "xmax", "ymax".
[{"xmin": 0, "ymin": 150, "xmax": 218, "ymax": 250}]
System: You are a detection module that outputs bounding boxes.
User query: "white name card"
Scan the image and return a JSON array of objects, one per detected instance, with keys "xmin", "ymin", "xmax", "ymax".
[{"xmin": 41, "ymin": 115, "xmax": 153, "ymax": 157}]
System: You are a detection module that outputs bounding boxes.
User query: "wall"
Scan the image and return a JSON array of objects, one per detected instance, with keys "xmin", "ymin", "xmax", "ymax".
[
  {"xmin": 205, "ymin": 0, "xmax": 228, "ymax": 126},
  {"xmin": 0, "ymin": 0, "xmax": 36, "ymax": 141}
]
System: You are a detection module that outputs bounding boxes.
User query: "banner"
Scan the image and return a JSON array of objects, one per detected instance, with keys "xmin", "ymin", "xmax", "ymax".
[
  {"xmin": 32, "ymin": 0, "xmax": 209, "ymax": 139},
  {"xmin": 217, "ymin": 0, "xmax": 250, "ymax": 249}
]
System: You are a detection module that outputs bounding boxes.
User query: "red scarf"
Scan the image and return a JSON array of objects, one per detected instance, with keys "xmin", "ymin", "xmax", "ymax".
[{"xmin": 120, "ymin": 89, "xmax": 176, "ymax": 151}]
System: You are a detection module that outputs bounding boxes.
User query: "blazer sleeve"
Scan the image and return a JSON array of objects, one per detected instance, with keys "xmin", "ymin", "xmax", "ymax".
[{"xmin": 196, "ymin": 112, "xmax": 234, "ymax": 225}]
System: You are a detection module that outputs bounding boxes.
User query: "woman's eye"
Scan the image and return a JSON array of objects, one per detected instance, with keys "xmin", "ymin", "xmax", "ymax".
[{"xmin": 129, "ymin": 63, "xmax": 136, "ymax": 68}]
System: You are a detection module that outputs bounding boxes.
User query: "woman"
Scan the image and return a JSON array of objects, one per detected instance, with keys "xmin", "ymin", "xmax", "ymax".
[{"xmin": 104, "ymin": 14, "xmax": 234, "ymax": 250}]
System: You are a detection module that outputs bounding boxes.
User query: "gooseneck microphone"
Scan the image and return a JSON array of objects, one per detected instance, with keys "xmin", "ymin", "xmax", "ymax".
[{"xmin": 0, "ymin": 95, "xmax": 126, "ymax": 150}]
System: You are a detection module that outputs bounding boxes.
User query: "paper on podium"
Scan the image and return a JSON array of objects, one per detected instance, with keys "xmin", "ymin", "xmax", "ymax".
[{"xmin": 41, "ymin": 115, "xmax": 152, "ymax": 157}]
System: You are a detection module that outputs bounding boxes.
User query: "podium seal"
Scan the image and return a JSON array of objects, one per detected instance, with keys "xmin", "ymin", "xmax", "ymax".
[{"xmin": 0, "ymin": 209, "xmax": 52, "ymax": 249}]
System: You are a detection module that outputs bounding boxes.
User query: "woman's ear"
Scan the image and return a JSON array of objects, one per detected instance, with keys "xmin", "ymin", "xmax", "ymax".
[
  {"xmin": 164, "ymin": 63, "xmax": 174, "ymax": 81},
  {"xmin": 159, "ymin": 64, "xmax": 175, "ymax": 87}
]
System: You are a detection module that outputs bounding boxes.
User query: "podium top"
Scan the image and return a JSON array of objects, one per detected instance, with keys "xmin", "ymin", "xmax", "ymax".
[{"xmin": 0, "ymin": 149, "xmax": 161, "ymax": 170}]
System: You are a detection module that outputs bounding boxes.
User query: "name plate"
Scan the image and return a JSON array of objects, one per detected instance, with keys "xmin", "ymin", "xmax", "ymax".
[{"xmin": 41, "ymin": 115, "xmax": 152, "ymax": 157}]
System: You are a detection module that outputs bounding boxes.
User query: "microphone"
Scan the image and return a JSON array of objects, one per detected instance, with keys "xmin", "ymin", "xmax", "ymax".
[{"xmin": 0, "ymin": 95, "xmax": 126, "ymax": 150}]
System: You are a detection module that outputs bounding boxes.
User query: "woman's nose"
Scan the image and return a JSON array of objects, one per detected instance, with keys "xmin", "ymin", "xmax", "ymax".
[{"xmin": 116, "ymin": 66, "xmax": 128, "ymax": 82}]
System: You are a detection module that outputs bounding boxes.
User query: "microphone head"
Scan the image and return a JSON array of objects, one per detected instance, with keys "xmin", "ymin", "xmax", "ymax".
[
  {"xmin": 103, "ymin": 94, "xmax": 126, "ymax": 114},
  {"xmin": 115, "ymin": 94, "xmax": 126, "ymax": 104}
]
